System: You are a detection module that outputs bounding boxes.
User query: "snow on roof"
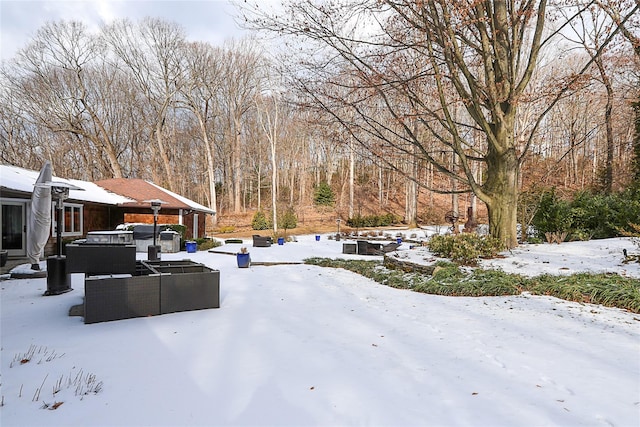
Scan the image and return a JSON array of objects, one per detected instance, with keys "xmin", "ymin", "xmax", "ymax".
[
  {"xmin": 94, "ymin": 178, "xmax": 216, "ymax": 214},
  {"xmin": 147, "ymin": 181, "xmax": 215, "ymax": 215},
  {"xmin": 0, "ymin": 164, "xmax": 135, "ymax": 205}
]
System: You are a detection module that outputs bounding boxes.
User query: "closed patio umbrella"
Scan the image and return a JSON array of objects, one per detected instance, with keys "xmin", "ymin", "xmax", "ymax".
[{"xmin": 27, "ymin": 162, "xmax": 52, "ymax": 270}]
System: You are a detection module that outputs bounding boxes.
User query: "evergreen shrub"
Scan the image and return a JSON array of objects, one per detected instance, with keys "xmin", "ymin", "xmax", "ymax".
[
  {"xmin": 278, "ymin": 206, "xmax": 298, "ymax": 232},
  {"xmin": 252, "ymin": 210, "xmax": 269, "ymax": 230},
  {"xmin": 347, "ymin": 213, "xmax": 399, "ymax": 228},
  {"xmin": 531, "ymin": 188, "xmax": 572, "ymax": 239},
  {"xmin": 314, "ymin": 182, "xmax": 335, "ymax": 206},
  {"xmin": 532, "ymin": 188, "xmax": 640, "ymax": 240}
]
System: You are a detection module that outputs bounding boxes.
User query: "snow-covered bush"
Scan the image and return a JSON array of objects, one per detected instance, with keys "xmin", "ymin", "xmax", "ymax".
[{"xmin": 428, "ymin": 233, "xmax": 504, "ymax": 266}]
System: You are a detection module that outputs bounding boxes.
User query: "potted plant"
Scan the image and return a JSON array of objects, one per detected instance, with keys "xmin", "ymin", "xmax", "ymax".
[
  {"xmin": 236, "ymin": 247, "xmax": 251, "ymax": 268},
  {"xmin": 272, "ymin": 232, "xmax": 285, "ymax": 246}
]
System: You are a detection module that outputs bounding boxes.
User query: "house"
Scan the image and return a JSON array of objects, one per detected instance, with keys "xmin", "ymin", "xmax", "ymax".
[
  {"xmin": 95, "ymin": 178, "xmax": 214, "ymax": 240},
  {"xmin": 1, "ymin": 164, "xmax": 133, "ymax": 259},
  {"xmin": 0, "ymin": 164, "xmax": 215, "ymax": 260}
]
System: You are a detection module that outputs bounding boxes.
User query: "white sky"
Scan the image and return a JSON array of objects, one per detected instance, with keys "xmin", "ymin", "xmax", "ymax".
[{"xmin": 0, "ymin": 0, "xmax": 260, "ymax": 61}]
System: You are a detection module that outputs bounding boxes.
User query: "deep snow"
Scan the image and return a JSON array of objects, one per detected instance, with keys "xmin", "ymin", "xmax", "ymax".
[{"xmin": 1, "ymin": 233, "xmax": 639, "ymax": 426}]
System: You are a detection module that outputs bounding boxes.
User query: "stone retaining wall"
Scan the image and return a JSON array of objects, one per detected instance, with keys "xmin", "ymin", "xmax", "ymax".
[{"xmin": 383, "ymin": 255, "xmax": 436, "ymax": 275}]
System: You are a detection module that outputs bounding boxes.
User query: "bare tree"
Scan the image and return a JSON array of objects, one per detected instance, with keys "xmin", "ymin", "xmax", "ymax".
[
  {"xmin": 256, "ymin": 87, "xmax": 280, "ymax": 233},
  {"xmin": 240, "ymin": 0, "xmax": 639, "ymax": 247},
  {"xmin": 561, "ymin": 5, "xmax": 622, "ymax": 192},
  {"xmin": 103, "ymin": 18, "xmax": 186, "ymax": 190},
  {"xmin": 0, "ymin": 81, "xmax": 39, "ymax": 166},
  {"xmin": 595, "ymin": 0, "xmax": 640, "ymax": 188},
  {"xmin": 219, "ymin": 38, "xmax": 262, "ymax": 213},
  {"xmin": 6, "ymin": 20, "xmax": 127, "ymax": 178},
  {"xmin": 180, "ymin": 42, "xmax": 226, "ymax": 223}
]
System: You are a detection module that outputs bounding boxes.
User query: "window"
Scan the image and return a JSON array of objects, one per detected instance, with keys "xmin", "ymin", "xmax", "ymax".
[{"xmin": 52, "ymin": 203, "xmax": 83, "ymax": 237}]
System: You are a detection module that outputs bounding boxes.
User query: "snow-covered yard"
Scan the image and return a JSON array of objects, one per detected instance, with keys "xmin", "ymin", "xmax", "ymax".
[{"xmin": 1, "ymin": 233, "xmax": 639, "ymax": 426}]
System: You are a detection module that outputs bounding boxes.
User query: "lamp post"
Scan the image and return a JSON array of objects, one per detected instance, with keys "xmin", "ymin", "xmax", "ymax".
[
  {"xmin": 336, "ymin": 218, "xmax": 342, "ymax": 241},
  {"xmin": 52, "ymin": 186, "xmax": 68, "ymax": 257},
  {"xmin": 44, "ymin": 182, "xmax": 82, "ymax": 296},
  {"xmin": 145, "ymin": 199, "xmax": 166, "ymax": 261},
  {"xmin": 151, "ymin": 201, "xmax": 161, "ymax": 246}
]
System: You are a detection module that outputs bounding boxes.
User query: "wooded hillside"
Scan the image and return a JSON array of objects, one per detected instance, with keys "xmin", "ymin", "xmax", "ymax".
[{"xmin": 1, "ymin": 2, "xmax": 638, "ymax": 236}]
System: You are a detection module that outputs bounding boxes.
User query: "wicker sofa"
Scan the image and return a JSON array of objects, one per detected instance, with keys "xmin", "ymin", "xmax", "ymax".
[
  {"xmin": 356, "ymin": 240, "xmax": 401, "ymax": 255},
  {"xmin": 252, "ymin": 235, "xmax": 273, "ymax": 247},
  {"xmin": 84, "ymin": 260, "xmax": 220, "ymax": 324}
]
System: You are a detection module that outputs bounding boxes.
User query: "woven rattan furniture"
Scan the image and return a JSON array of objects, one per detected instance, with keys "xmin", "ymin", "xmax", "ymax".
[
  {"xmin": 252, "ymin": 235, "xmax": 273, "ymax": 247},
  {"xmin": 356, "ymin": 240, "xmax": 401, "ymax": 255},
  {"xmin": 84, "ymin": 262, "xmax": 160, "ymax": 324},
  {"xmin": 83, "ymin": 260, "xmax": 220, "ymax": 324},
  {"xmin": 342, "ymin": 243, "xmax": 357, "ymax": 254},
  {"xmin": 66, "ymin": 244, "xmax": 137, "ymax": 275},
  {"xmin": 145, "ymin": 260, "xmax": 220, "ymax": 314},
  {"xmin": 356, "ymin": 240, "xmax": 383, "ymax": 255}
]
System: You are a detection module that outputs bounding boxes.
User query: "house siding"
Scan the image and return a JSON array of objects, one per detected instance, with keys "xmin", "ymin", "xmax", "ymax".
[
  {"xmin": 84, "ymin": 204, "xmax": 124, "ymax": 232},
  {"xmin": 124, "ymin": 213, "xmax": 178, "ymax": 225}
]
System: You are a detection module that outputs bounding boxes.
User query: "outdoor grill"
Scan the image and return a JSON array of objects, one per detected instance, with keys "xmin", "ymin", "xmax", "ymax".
[{"xmin": 86, "ymin": 230, "xmax": 134, "ymax": 245}]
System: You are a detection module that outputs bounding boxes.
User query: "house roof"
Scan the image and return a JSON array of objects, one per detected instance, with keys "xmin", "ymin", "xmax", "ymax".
[
  {"xmin": 0, "ymin": 164, "xmax": 135, "ymax": 205},
  {"xmin": 95, "ymin": 178, "xmax": 215, "ymax": 215},
  {"xmin": 0, "ymin": 165, "xmax": 215, "ymax": 215}
]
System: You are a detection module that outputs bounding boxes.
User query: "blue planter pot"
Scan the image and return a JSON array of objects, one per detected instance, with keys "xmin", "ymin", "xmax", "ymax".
[
  {"xmin": 315, "ymin": 235, "xmax": 320, "ymax": 241},
  {"xmin": 236, "ymin": 253, "xmax": 251, "ymax": 268},
  {"xmin": 277, "ymin": 237, "xmax": 285, "ymax": 245},
  {"xmin": 186, "ymin": 241, "xmax": 197, "ymax": 253}
]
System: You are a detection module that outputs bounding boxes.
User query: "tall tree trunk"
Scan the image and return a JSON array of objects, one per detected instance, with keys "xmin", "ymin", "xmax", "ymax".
[
  {"xmin": 378, "ymin": 161, "xmax": 383, "ymax": 209},
  {"xmin": 482, "ymin": 144, "xmax": 519, "ymax": 248},
  {"xmin": 155, "ymin": 120, "xmax": 174, "ymax": 191},
  {"xmin": 299, "ymin": 138, "xmax": 308, "ymax": 204},
  {"xmin": 428, "ymin": 162, "xmax": 434, "ymax": 208},
  {"xmin": 78, "ymin": 91, "xmax": 124, "ymax": 178},
  {"xmin": 405, "ymin": 148, "xmax": 418, "ymax": 226},
  {"xmin": 406, "ymin": 177, "xmax": 417, "ymax": 226},
  {"xmin": 349, "ymin": 137, "xmax": 355, "ymax": 218},
  {"xmin": 290, "ymin": 166, "xmax": 295, "ymax": 206},
  {"xmin": 604, "ymin": 85, "xmax": 614, "ymax": 193},
  {"xmin": 634, "ymin": 98, "xmax": 640, "ymax": 189},
  {"xmin": 451, "ymin": 153, "xmax": 458, "ymax": 223},
  {"xmin": 271, "ymin": 144, "xmax": 277, "ymax": 234},
  {"xmin": 233, "ymin": 116, "xmax": 242, "ymax": 213},
  {"xmin": 196, "ymin": 114, "xmax": 218, "ymax": 225},
  {"xmin": 257, "ymin": 169, "xmax": 262, "ymax": 211}
]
